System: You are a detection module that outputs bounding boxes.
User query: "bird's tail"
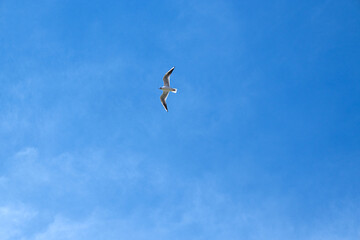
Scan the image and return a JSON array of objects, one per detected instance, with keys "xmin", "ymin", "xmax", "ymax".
[{"xmin": 172, "ymin": 88, "xmax": 177, "ymax": 93}]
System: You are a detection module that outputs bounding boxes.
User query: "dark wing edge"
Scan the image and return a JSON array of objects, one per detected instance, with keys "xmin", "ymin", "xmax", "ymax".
[
  {"xmin": 163, "ymin": 67, "xmax": 175, "ymax": 86},
  {"xmin": 160, "ymin": 91, "xmax": 169, "ymax": 112}
]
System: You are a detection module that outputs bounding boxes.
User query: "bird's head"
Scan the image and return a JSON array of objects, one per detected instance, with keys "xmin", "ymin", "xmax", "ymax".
[{"xmin": 159, "ymin": 87, "xmax": 163, "ymax": 90}]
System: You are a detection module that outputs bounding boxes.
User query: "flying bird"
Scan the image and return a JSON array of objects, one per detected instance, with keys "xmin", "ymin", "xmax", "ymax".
[{"xmin": 159, "ymin": 67, "xmax": 177, "ymax": 112}]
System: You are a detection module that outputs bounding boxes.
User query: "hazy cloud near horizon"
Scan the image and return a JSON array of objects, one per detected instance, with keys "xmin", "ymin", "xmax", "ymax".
[{"xmin": 0, "ymin": 147, "xmax": 359, "ymax": 240}]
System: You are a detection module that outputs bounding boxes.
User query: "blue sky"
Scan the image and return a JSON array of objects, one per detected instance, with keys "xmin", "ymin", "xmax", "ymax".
[{"xmin": 0, "ymin": 0, "xmax": 359, "ymax": 239}]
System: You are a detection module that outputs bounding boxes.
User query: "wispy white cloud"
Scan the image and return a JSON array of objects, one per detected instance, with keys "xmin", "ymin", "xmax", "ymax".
[
  {"xmin": 1, "ymin": 147, "xmax": 244, "ymax": 239},
  {"xmin": 30, "ymin": 216, "xmax": 97, "ymax": 240},
  {"xmin": 4, "ymin": 147, "xmax": 142, "ymax": 195},
  {"xmin": 0, "ymin": 204, "xmax": 37, "ymax": 240},
  {"xmin": 1, "ymin": 147, "xmax": 360, "ymax": 240}
]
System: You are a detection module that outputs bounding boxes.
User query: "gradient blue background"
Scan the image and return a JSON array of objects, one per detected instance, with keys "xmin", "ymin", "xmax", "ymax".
[{"xmin": 0, "ymin": 0, "xmax": 359, "ymax": 239}]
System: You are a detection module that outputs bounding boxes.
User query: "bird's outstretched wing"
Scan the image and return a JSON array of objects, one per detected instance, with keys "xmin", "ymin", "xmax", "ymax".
[
  {"xmin": 163, "ymin": 67, "xmax": 175, "ymax": 87},
  {"xmin": 160, "ymin": 91, "xmax": 169, "ymax": 112}
]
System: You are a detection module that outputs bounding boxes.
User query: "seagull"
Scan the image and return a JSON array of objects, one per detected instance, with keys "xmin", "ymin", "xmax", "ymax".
[{"xmin": 159, "ymin": 67, "xmax": 177, "ymax": 112}]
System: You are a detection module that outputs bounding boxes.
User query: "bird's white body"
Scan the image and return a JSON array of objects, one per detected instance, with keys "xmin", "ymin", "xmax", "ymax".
[
  {"xmin": 160, "ymin": 86, "xmax": 177, "ymax": 93},
  {"xmin": 159, "ymin": 67, "xmax": 177, "ymax": 111}
]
